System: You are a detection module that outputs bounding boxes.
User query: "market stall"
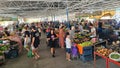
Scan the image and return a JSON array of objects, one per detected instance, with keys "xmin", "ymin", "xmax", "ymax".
[
  {"xmin": 73, "ymin": 32, "xmax": 95, "ymax": 62},
  {"xmin": 94, "ymin": 40, "xmax": 120, "ymax": 68},
  {"xmin": 0, "ymin": 40, "xmax": 19, "ymax": 64}
]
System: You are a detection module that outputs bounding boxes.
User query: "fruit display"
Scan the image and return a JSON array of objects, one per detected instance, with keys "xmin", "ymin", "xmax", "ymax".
[
  {"xmin": 79, "ymin": 41, "xmax": 93, "ymax": 47},
  {"xmin": 96, "ymin": 48, "xmax": 113, "ymax": 57}
]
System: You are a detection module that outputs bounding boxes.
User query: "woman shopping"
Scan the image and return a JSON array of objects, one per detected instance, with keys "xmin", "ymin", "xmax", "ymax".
[
  {"xmin": 59, "ymin": 26, "xmax": 65, "ymax": 48},
  {"xmin": 31, "ymin": 26, "xmax": 40, "ymax": 60},
  {"xmin": 47, "ymin": 29, "xmax": 57, "ymax": 57}
]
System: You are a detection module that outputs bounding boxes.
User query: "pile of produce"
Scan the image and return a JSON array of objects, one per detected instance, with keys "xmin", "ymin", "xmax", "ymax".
[
  {"xmin": 111, "ymin": 54, "xmax": 120, "ymax": 59},
  {"xmin": 110, "ymin": 46, "xmax": 120, "ymax": 53},
  {"xmin": 79, "ymin": 41, "xmax": 93, "ymax": 47},
  {"xmin": 74, "ymin": 39, "xmax": 80, "ymax": 44},
  {"xmin": 74, "ymin": 33, "xmax": 90, "ymax": 44},
  {"xmin": 107, "ymin": 41, "xmax": 120, "ymax": 53},
  {"xmin": 96, "ymin": 48, "xmax": 113, "ymax": 57},
  {"xmin": 75, "ymin": 33, "xmax": 90, "ymax": 39},
  {"xmin": 0, "ymin": 45, "xmax": 9, "ymax": 51},
  {"xmin": 74, "ymin": 34, "xmax": 84, "ymax": 39},
  {"xmin": 109, "ymin": 52, "xmax": 120, "ymax": 61}
]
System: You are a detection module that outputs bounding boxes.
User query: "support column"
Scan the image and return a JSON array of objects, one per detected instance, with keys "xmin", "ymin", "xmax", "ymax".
[{"xmin": 66, "ymin": 7, "xmax": 69, "ymax": 21}]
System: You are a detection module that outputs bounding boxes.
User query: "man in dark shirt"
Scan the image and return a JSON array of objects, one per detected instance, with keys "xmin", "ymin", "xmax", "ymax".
[{"xmin": 31, "ymin": 26, "xmax": 40, "ymax": 60}]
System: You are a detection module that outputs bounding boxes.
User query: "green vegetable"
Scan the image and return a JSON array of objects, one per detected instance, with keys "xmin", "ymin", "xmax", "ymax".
[
  {"xmin": 111, "ymin": 54, "xmax": 120, "ymax": 59},
  {"xmin": 0, "ymin": 46, "xmax": 8, "ymax": 51},
  {"xmin": 80, "ymin": 41, "xmax": 93, "ymax": 47}
]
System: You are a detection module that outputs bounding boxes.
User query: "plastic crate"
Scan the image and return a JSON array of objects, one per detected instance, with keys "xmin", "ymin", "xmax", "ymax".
[
  {"xmin": 80, "ymin": 54, "xmax": 93, "ymax": 62},
  {"xmin": 83, "ymin": 50, "xmax": 92, "ymax": 55},
  {"xmin": 83, "ymin": 46, "xmax": 92, "ymax": 50},
  {"xmin": 82, "ymin": 46, "xmax": 93, "ymax": 55}
]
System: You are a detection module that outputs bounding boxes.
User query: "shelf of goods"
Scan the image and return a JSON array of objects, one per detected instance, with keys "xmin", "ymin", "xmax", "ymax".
[
  {"xmin": 0, "ymin": 40, "xmax": 19, "ymax": 65},
  {"xmin": 94, "ymin": 41, "xmax": 120, "ymax": 68}
]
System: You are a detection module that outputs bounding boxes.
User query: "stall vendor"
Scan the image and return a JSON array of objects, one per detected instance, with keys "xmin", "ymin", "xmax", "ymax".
[
  {"xmin": 89, "ymin": 23, "xmax": 97, "ymax": 43},
  {"xmin": 89, "ymin": 23, "xmax": 96, "ymax": 38},
  {"xmin": 0, "ymin": 32, "xmax": 23, "ymax": 53}
]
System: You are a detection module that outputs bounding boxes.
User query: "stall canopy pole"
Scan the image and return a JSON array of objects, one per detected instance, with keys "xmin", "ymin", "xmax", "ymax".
[{"xmin": 66, "ymin": 0, "xmax": 69, "ymax": 21}]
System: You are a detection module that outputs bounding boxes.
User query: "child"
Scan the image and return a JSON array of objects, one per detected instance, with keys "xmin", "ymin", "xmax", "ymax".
[{"xmin": 65, "ymin": 32, "xmax": 72, "ymax": 61}]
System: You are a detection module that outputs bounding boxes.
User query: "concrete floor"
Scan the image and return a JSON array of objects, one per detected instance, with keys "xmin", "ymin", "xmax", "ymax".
[{"xmin": 0, "ymin": 33, "xmax": 120, "ymax": 68}]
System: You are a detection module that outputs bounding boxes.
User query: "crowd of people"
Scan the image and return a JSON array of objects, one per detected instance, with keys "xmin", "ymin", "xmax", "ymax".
[{"xmin": 0, "ymin": 20, "xmax": 119, "ymax": 61}]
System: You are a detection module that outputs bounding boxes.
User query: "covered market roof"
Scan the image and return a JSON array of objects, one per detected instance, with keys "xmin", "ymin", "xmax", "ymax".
[{"xmin": 0, "ymin": 0, "xmax": 120, "ymax": 18}]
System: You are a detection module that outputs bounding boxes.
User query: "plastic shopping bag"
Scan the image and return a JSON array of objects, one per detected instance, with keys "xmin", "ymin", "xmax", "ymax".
[{"xmin": 27, "ymin": 49, "xmax": 34, "ymax": 58}]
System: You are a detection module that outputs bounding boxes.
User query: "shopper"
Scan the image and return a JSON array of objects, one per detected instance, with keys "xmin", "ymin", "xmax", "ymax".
[
  {"xmin": 70, "ymin": 26, "xmax": 75, "ymax": 41},
  {"xmin": 79, "ymin": 23, "xmax": 83, "ymax": 33},
  {"xmin": 65, "ymin": 32, "xmax": 72, "ymax": 61},
  {"xmin": 107, "ymin": 26, "xmax": 118, "ymax": 43},
  {"xmin": 47, "ymin": 29, "xmax": 57, "ymax": 57},
  {"xmin": 35, "ymin": 23, "xmax": 41, "ymax": 44},
  {"xmin": 59, "ymin": 26, "xmax": 65, "ymax": 48},
  {"xmin": 97, "ymin": 22, "xmax": 103, "ymax": 39},
  {"xmin": 46, "ymin": 27, "xmax": 51, "ymax": 36},
  {"xmin": 24, "ymin": 26, "xmax": 31, "ymax": 52},
  {"xmin": 31, "ymin": 26, "xmax": 40, "ymax": 60}
]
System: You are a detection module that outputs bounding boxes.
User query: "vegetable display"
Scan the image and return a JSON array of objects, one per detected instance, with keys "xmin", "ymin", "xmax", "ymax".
[
  {"xmin": 111, "ymin": 54, "xmax": 120, "ymax": 59},
  {"xmin": 109, "ymin": 52, "xmax": 120, "ymax": 61},
  {"xmin": 80, "ymin": 41, "xmax": 93, "ymax": 47}
]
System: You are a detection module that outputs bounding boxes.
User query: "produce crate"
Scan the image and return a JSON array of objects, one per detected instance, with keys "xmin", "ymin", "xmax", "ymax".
[
  {"xmin": 83, "ymin": 46, "xmax": 92, "ymax": 50},
  {"xmin": 83, "ymin": 49, "xmax": 93, "ymax": 56},
  {"xmin": 80, "ymin": 54, "xmax": 93, "ymax": 62},
  {"xmin": 77, "ymin": 45, "xmax": 93, "ymax": 55}
]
